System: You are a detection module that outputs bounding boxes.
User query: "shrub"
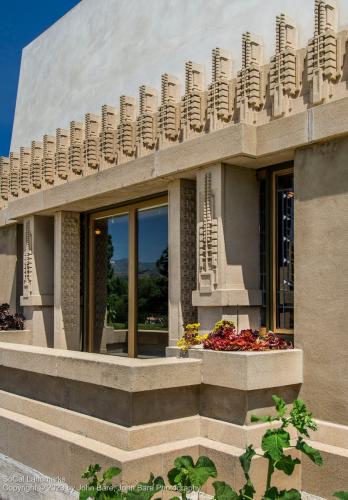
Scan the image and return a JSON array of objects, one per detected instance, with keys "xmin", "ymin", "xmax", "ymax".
[
  {"xmin": 0, "ymin": 303, "xmax": 24, "ymax": 331},
  {"xmin": 203, "ymin": 320, "xmax": 292, "ymax": 351},
  {"xmin": 177, "ymin": 323, "xmax": 208, "ymax": 352}
]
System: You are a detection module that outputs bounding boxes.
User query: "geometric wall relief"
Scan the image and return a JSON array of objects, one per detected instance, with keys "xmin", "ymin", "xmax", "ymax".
[
  {"xmin": 181, "ymin": 180, "xmax": 198, "ymax": 324},
  {"xmin": 30, "ymin": 141, "xmax": 43, "ymax": 191},
  {"xmin": 208, "ymin": 48, "xmax": 234, "ymax": 131},
  {"xmin": 0, "ymin": 156, "xmax": 10, "ymax": 207},
  {"xmin": 101, "ymin": 104, "xmax": 118, "ymax": 167},
  {"xmin": 181, "ymin": 61, "xmax": 207, "ymax": 140},
  {"xmin": 118, "ymin": 95, "xmax": 137, "ymax": 164},
  {"xmin": 69, "ymin": 121, "xmax": 85, "ymax": 177},
  {"xmin": 43, "ymin": 135, "xmax": 56, "ymax": 186},
  {"xmin": 85, "ymin": 113, "xmax": 101, "ymax": 172},
  {"xmin": 198, "ymin": 172, "xmax": 218, "ymax": 294},
  {"xmin": 23, "ymin": 219, "xmax": 33, "ymax": 299},
  {"xmin": 10, "ymin": 152, "xmax": 20, "ymax": 199},
  {"xmin": 3, "ymin": 2, "xmax": 348, "ymax": 212},
  {"xmin": 55, "ymin": 128, "xmax": 70, "ymax": 182},
  {"xmin": 236, "ymin": 32, "xmax": 265, "ymax": 124},
  {"xmin": 20, "ymin": 147, "xmax": 31, "ymax": 195},
  {"xmin": 307, "ymin": 0, "xmax": 340, "ymax": 105},
  {"xmin": 61, "ymin": 212, "xmax": 80, "ymax": 341},
  {"xmin": 137, "ymin": 85, "xmax": 158, "ymax": 157},
  {"xmin": 270, "ymin": 14, "xmax": 300, "ymax": 118},
  {"xmin": 159, "ymin": 74, "xmax": 181, "ymax": 148}
]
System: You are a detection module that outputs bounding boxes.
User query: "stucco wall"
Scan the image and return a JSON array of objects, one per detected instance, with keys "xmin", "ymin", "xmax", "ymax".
[
  {"xmin": 295, "ymin": 137, "xmax": 348, "ymax": 425},
  {"xmin": 10, "ymin": 0, "xmax": 348, "ymax": 151}
]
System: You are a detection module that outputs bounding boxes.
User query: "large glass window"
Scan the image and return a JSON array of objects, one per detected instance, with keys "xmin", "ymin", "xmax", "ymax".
[
  {"xmin": 274, "ymin": 171, "xmax": 294, "ymax": 331},
  {"xmin": 259, "ymin": 167, "xmax": 294, "ymax": 334},
  {"xmin": 88, "ymin": 197, "xmax": 168, "ymax": 357}
]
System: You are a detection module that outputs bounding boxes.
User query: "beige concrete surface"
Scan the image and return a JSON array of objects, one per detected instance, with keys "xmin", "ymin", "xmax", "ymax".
[
  {"xmin": 0, "ymin": 343, "xmax": 201, "ymax": 392},
  {"xmin": 0, "ymin": 330, "xmax": 32, "ymax": 345},
  {"xmin": 295, "ymin": 136, "xmax": 348, "ymax": 426},
  {"xmin": 166, "ymin": 347, "xmax": 303, "ymax": 390}
]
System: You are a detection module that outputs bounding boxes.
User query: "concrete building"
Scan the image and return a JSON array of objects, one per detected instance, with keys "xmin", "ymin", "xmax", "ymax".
[{"xmin": 0, "ymin": 0, "xmax": 347, "ymax": 495}]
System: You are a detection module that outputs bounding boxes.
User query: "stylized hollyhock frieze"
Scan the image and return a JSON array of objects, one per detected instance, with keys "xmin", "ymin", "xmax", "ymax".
[
  {"xmin": 236, "ymin": 32, "xmax": 264, "ymax": 124},
  {"xmin": 30, "ymin": 141, "xmax": 43, "ymax": 190},
  {"xmin": 0, "ymin": 157, "xmax": 9, "ymax": 205},
  {"xmin": 137, "ymin": 85, "xmax": 158, "ymax": 156},
  {"xmin": 198, "ymin": 172, "xmax": 218, "ymax": 293},
  {"xmin": 208, "ymin": 48, "xmax": 234, "ymax": 130},
  {"xmin": 9, "ymin": 152, "xmax": 20, "ymax": 199},
  {"xmin": 270, "ymin": 14, "xmax": 299, "ymax": 117},
  {"xmin": 85, "ymin": 113, "xmax": 101, "ymax": 171},
  {"xmin": 101, "ymin": 104, "xmax": 118, "ymax": 166},
  {"xmin": 118, "ymin": 95, "xmax": 136, "ymax": 162},
  {"xmin": 43, "ymin": 135, "xmax": 56, "ymax": 185},
  {"xmin": 23, "ymin": 219, "xmax": 33, "ymax": 299},
  {"xmin": 69, "ymin": 121, "xmax": 84, "ymax": 176},
  {"xmin": 158, "ymin": 73, "xmax": 181, "ymax": 147},
  {"xmin": 181, "ymin": 61, "xmax": 207, "ymax": 140},
  {"xmin": 307, "ymin": 0, "xmax": 340, "ymax": 105},
  {"xmin": 20, "ymin": 147, "xmax": 31, "ymax": 195},
  {"xmin": 55, "ymin": 128, "xmax": 70, "ymax": 181}
]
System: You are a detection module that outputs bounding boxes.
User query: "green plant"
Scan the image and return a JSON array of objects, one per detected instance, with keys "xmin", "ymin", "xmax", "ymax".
[
  {"xmin": 177, "ymin": 323, "xmax": 208, "ymax": 352},
  {"xmin": 79, "ymin": 464, "xmax": 164, "ymax": 500},
  {"xmin": 168, "ymin": 455, "xmax": 217, "ymax": 499},
  {"xmin": 334, "ymin": 494, "xmax": 348, "ymax": 500},
  {"xmin": 212, "ymin": 395, "xmax": 322, "ymax": 500}
]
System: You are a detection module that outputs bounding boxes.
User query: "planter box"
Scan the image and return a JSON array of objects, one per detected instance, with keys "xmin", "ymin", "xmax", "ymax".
[
  {"xmin": 166, "ymin": 347, "xmax": 303, "ymax": 390},
  {"xmin": 0, "ymin": 330, "xmax": 32, "ymax": 345}
]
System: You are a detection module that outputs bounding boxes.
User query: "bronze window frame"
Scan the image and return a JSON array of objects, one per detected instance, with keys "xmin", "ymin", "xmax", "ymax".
[{"xmin": 88, "ymin": 195, "xmax": 168, "ymax": 357}]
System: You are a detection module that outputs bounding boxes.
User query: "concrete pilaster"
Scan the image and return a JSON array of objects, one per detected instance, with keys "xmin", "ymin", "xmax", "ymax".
[
  {"xmin": 54, "ymin": 211, "xmax": 80, "ymax": 350},
  {"xmin": 168, "ymin": 179, "xmax": 197, "ymax": 345},
  {"xmin": 193, "ymin": 163, "xmax": 261, "ymax": 331},
  {"xmin": 20, "ymin": 215, "xmax": 54, "ymax": 346}
]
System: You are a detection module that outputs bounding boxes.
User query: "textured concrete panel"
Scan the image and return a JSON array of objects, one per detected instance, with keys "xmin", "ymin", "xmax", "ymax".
[{"xmin": 11, "ymin": 0, "xmax": 348, "ymax": 151}]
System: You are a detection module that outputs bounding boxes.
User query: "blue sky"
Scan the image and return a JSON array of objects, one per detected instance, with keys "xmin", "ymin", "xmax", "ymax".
[{"xmin": 0, "ymin": 0, "xmax": 80, "ymax": 157}]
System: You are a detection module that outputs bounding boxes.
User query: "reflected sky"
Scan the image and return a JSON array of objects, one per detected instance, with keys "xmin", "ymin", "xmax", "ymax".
[{"xmin": 138, "ymin": 206, "xmax": 168, "ymax": 263}]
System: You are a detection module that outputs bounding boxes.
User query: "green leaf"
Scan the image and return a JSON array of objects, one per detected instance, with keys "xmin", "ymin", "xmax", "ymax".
[
  {"xmin": 190, "ymin": 456, "xmax": 217, "ymax": 487},
  {"xmin": 272, "ymin": 395, "xmax": 287, "ymax": 418},
  {"xmin": 239, "ymin": 478, "xmax": 255, "ymax": 499},
  {"xmin": 213, "ymin": 481, "xmax": 239, "ymax": 500},
  {"xmin": 250, "ymin": 415, "xmax": 276, "ymax": 423},
  {"xmin": 239, "ymin": 445, "xmax": 256, "ymax": 475},
  {"xmin": 174, "ymin": 455, "xmax": 194, "ymax": 470},
  {"xmin": 289, "ymin": 399, "xmax": 317, "ymax": 437},
  {"xmin": 296, "ymin": 437, "xmax": 323, "ymax": 465},
  {"xmin": 262, "ymin": 429, "xmax": 291, "ymax": 461},
  {"xmin": 334, "ymin": 492, "xmax": 348, "ymax": 500},
  {"xmin": 275, "ymin": 455, "xmax": 301, "ymax": 475},
  {"xmin": 264, "ymin": 487, "xmax": 301, "ymax": 500},
  {"xmin": 167, "ymin": 467, "xmax": 182, "ymax": 486},
  {"xmin": 127, "ymin": 474, "xmax": 165, "ymax": 500},
  {"xmin": 82, "ymin": 464, "xmax": 101, "ymax": 479},
  {"xmin": 103, "ymin": 467, "xmax": 122, "ymax": 481},
  {"xmin": 79, "ymin": 487, "xmax": 97, "ymax": 500}
]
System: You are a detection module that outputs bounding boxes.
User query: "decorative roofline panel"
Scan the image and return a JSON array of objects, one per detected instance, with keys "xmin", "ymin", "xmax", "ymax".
[{"xmin": 2, "ymin": 1, "xmax": 348, "ymax": 210}]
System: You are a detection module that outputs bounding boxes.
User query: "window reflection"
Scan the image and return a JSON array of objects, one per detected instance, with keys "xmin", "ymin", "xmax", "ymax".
[{"xmin": 137, "ymin": 205, "xmax": 168, "ymax": 356}]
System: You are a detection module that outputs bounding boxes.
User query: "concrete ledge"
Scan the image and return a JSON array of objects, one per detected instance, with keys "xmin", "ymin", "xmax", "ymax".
[
  {"xmin": 0, "ymin": 343, "xmax": 201, "ymax": 392},
  {"xmin": 0, "ymin": 330, "xmax": 32, "ymax": 345},
  {"xmin": 0, "ymin": 389, "xmax": 299, "ymax": 451},
  {"xmin": 192, "ymin": 289, "xmax": 262, "ymax": 307},
  {"xmin": 0, "ymin": 406, "xmax": 300, "ymax": 493},
  {"xmin": 166, "ymin": 348, "xmax": 303, "ymax": 390}
]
